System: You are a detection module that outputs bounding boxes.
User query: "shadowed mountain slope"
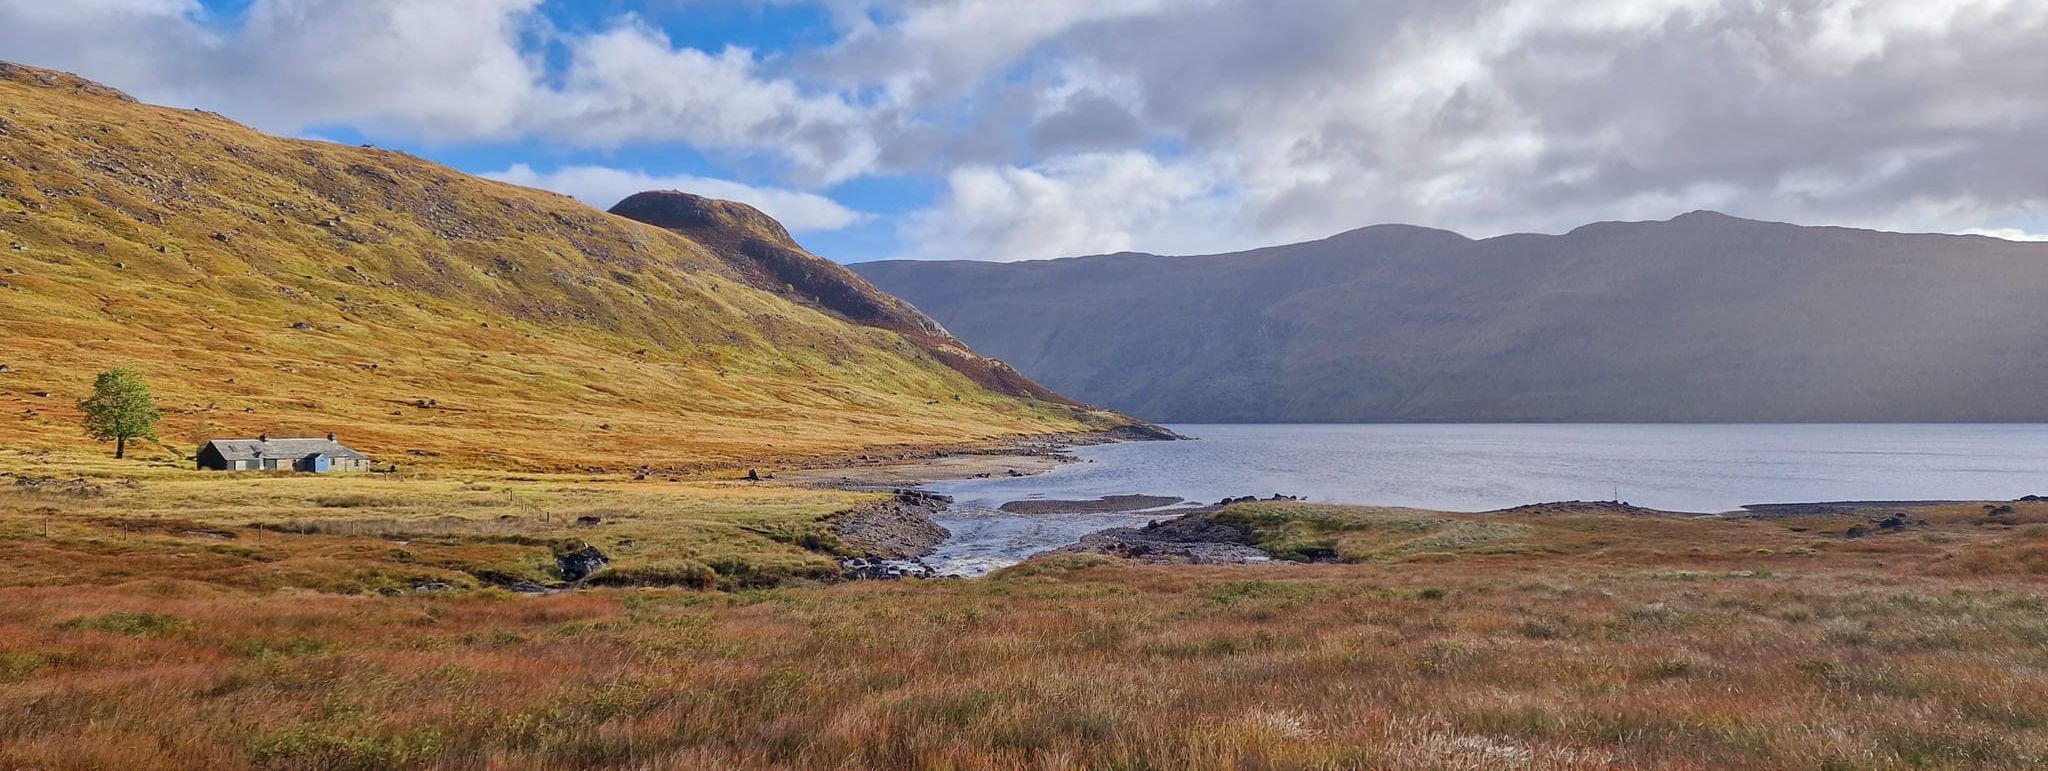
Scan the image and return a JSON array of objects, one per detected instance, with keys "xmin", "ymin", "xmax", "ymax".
[
  {"xmin": 855, "ymin": 214, "xmax": 2048, "ymax": 422},
  {"xmin": 0, "ymin": 62, "xmax": 1124, "ymax": 469},
  {"xmin": 607, "ymin": 191, "xmax": 1078, "ymax": 406}
]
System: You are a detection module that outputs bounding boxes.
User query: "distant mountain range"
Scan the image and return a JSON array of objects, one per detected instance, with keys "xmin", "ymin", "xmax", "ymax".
[{"xmin": 854, "ymin": 213, "xmax": 2048, "ymax": 423}]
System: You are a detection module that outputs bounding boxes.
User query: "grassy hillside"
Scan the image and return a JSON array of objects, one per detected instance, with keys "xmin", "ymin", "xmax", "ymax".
[
  {"xmin": 0, "ymin": 62, "xmax": 1117, "ymax": 471},
  {"xmin": 856, "ymin": 214, "xmax": 2048, "ymax": 422}
]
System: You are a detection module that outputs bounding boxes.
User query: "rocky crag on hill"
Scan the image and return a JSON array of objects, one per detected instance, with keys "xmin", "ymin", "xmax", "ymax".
[{"xmin": 0, "ymin": 61, "xmax": 1134, "ymax": 469}]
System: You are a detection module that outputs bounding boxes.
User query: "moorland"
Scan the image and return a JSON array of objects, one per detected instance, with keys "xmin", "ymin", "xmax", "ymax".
[{"xmin": 7, "ymin": 446, "xmax": 2048, "ymax": 769}]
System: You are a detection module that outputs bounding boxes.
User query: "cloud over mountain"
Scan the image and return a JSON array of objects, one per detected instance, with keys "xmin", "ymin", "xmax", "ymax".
[{"xmin": 5, "ymin": 0, "xmax": 2046, "ymax": 261}]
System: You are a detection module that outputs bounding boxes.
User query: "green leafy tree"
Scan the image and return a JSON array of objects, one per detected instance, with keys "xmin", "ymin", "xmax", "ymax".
[{"xmin": 78, "ymin": 368, "xmax": 161, "ymax": 459}]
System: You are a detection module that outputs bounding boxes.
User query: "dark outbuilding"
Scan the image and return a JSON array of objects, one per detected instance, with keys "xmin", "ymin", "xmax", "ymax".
[{"xmin": 196, "ymin": 433, "xmax": 371, "ymax": 472}]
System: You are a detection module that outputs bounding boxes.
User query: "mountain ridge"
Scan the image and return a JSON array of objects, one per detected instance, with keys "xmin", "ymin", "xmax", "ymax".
[{"xmin": 854, "ymin": 211, "xmax": 2048, "ymax": 423}]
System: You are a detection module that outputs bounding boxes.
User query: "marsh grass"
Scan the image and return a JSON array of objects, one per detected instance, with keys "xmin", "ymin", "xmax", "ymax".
[
  {"xmin": 10, "ymin": 480, "xmax": 2048, "ymax": 767},
  {"xmin": 0, "ymin": 459, "xmax": 879, "ymax": 593}
]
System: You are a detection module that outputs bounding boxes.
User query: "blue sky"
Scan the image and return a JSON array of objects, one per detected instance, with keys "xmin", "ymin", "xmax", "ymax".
[{"xmin": 3, "ymin": 0, "xmax": 2046, "ymax": 262}]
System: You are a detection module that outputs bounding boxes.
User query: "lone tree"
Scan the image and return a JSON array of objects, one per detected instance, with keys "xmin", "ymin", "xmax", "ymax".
[{"xmin": 78, "ymin": 368, "xmax": 161, "ymax": 459}]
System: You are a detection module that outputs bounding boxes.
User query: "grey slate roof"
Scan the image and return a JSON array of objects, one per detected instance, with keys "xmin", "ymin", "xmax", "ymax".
[{"xmin": 205, "ymin": 437, "xmax": 369, "ymax": 461}]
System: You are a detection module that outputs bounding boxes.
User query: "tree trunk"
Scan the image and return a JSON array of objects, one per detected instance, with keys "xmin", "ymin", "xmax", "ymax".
[{"xmin": 115, "ymin": 436, "xmax": 125, "ymax": 459}]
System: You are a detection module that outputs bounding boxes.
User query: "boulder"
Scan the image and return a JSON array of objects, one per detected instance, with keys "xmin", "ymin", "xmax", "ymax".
[{"xmin": 556, "ymin": 544, "xmax": 609, "ymax": 582}]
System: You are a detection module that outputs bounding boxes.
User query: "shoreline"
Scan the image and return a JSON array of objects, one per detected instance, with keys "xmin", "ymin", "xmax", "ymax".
[
  {"xmin": 781, "ymin": 424, "xmax": 1177, "ymax": 490},
  {"xmin": 793, "ymin": 425, "xmax": 2048, "ymax": 578}
]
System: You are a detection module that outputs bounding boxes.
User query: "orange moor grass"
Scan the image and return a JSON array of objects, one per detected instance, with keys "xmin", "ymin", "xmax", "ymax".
[{"xmin": 6, "ymin": 492, "xmax": 2048, "ymax": 768}]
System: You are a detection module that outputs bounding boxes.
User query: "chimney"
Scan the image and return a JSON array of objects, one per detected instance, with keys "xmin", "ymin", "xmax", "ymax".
[
  {"xmin": 326, "ymin": 432, "xmax": 337, "ymax": 442},
  {"xmin": 258, "ymin": 433, "xmax": 268, "ymax": 442}
]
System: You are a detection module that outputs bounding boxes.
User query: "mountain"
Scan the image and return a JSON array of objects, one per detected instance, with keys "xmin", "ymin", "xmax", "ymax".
[
  {"xmin": 0, "ymin": 62, "xmax": 1124, "ymax": 469},
  {"xmin": 853, "ymin": 212, "xmax": 2048, "ymax": 423}
]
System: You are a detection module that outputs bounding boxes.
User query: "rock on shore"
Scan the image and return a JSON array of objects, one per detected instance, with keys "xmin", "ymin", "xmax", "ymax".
[
  {"xmin": 834, "ymin": 489, "xmax": 952, "ymax": 560},
  {"xmin": 1053, "ymin": 513, "xmax": 1272, "ymax": 565}
]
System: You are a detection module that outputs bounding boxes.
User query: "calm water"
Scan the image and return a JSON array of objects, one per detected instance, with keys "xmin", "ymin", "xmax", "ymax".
[{"xmin": 913, "ymin": 423, "xmax": 2048, "ymax": 575}]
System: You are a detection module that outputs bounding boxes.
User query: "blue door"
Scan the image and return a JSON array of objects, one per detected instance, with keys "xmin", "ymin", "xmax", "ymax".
[{"xmin": 304, "ymin": 455, "xmax": 333, "ymax": 473}]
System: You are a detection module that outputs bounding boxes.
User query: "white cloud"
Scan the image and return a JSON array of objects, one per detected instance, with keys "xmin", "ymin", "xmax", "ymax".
[
  {"xmin": 526, "ymin": 23, "xmax": 877, "ymax": 184},
  {"xmin": 481, "ymin": 164, "xmax": 869, "ymax": 232},
  {"xmin": 901, "ymin": 151, "xmax": 1263, "ymax": 261},
  {"xmin": 828, "ymin": 0, "xmax": 2048, "ymax": 254},
  {"xmin": 0, "ymin": 0, "xmax": 875, "ymax": 183},
  {"xmin": 1959, "ymin": 228, "xmax": 2048, "ymax": 242}
]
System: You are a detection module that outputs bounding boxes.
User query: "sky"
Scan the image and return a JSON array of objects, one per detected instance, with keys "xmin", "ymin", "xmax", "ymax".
[{"xmin": 2, "ymin": 0, "xmax": 2045, "ymax": 263}]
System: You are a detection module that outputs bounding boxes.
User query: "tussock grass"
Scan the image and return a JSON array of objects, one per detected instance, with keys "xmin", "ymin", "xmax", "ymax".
[
  {"xmin": 0, "ymin": 453, "xmax": 880, "ymax": 593},
  {"xmin": 9, "ymin": 483, "xmax": 2048, "ymax": 767}
]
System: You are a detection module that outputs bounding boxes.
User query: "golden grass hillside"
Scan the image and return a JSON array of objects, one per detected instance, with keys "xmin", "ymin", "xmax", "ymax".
[{"xmin": 0, "ymin": 62, "xmax": 1118, "ymax": 471}]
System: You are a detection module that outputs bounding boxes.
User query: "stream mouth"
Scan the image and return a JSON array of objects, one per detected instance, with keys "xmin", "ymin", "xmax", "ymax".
[{"xmin": 896, "ymin": 500, "xmax": 1200, "ymax": 577}]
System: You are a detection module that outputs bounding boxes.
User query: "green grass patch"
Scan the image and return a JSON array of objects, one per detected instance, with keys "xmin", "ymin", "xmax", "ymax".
[{"xmin": 1213, "ymin": 503, "xmax": 1528, "ymax": 562}]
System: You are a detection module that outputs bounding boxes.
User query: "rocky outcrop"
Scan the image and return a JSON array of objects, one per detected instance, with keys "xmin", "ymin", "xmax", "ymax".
[
  {"xmin": 1053, "ymin": 513, "xmax": 1272, "ymax": 565},
  {"xmin": 1845, "ymin": 512, "xmax": 1928, "ymax": 538},
  {"xmin": 833, "ymin": 489, "xmax": 952, "ymax": 560},
  {"xmin": 555, "ymin": 543, "xmax": 609, "ymax": 582},
  {"xmin": 1101, "ymin": 423, "xmax": 1186, "ymax": 442}
]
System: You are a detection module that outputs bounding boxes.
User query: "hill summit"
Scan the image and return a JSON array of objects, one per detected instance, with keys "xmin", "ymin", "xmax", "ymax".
[{"xmin": 0, "ymin": 62, "xmax": 1121, "ymax": 469}]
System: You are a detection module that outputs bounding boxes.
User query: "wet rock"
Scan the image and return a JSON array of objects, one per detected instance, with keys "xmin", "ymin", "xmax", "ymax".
[
  {"xmin": 842, "ymin": 557, "xmax": 935, "ymax": 580},
  {"xmin": 555, "ymin": 544, "xmax": 609, "ymax": 582},
  {"xmin": 834, "ymin": 489, "xmax": 951, "ymax": 560}
]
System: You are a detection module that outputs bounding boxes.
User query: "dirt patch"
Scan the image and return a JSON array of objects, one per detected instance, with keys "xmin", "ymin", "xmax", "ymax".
[
  {"xmin": 999, "ymin": 495, "xmax": 1184, "ymax": 516},
  {"xmin": 6, "ymin": 475, "xmax": 108, "ymax": 497}
]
